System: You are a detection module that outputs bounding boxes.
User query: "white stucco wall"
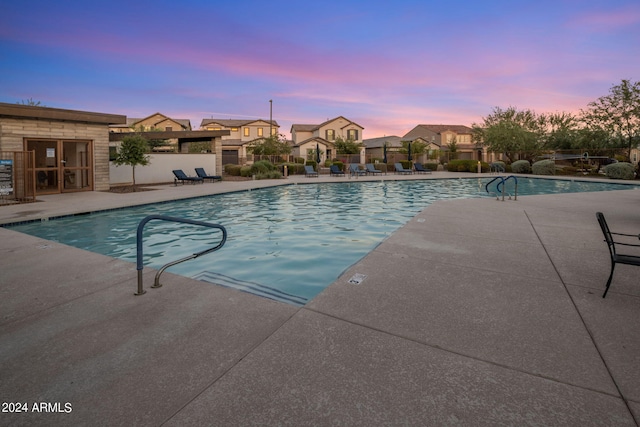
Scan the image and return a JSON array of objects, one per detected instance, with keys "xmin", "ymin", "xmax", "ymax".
[{"xmin": 109, "ymin": 153, "xmax": 217, "ymax": 185}]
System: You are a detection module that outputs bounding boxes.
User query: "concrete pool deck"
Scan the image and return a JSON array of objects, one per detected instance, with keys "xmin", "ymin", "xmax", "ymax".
[{"xmin": 1, "ymin": 172, "xmax": 639, "ymax": 425}]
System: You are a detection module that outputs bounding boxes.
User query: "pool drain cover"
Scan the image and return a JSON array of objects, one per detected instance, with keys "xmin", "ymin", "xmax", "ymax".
[{"xmin": 348, "ymin": 273, "xmax": 367, "ymax": 285}]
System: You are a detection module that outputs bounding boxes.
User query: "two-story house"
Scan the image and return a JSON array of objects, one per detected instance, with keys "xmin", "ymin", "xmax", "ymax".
[
  {"xmin": 109, "ymin": 112, "xmax": 192, "ymax": 152},
  {"xmin": 110, "ymin": 112, "xmax": 192, "ymax": 133},
  {"xmin": 200, "ymin": 119, "xmax": 279, "ymax": 165},
  {"xmin": 403, "ymin": 124, "xmax": 479, "ymax": 162},
  {"xmin": 290, "ymin": 116, "xmax": 364, "ymax": 164}
]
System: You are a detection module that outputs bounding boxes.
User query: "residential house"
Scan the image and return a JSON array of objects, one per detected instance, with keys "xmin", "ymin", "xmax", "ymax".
[
  {"xmin": 110, "ymin": 112, "xmax": 192, "ymax": 133},
  {"xmin": 109, "ymin": 112, "xmax": 192, "ymax": 152},
  {"xmin": 290, "ymin": 116, "xmax": 364, "ymax": 164},
  {"xmin": 403, "ymin": 124, "xmax": 480, "ymax": 162},
  {"xmin": 362, "ymin": 136, "xmax": 403, "ymax": 163},
  {"xmin": 200, "ymin": 119, "xmax": 279, "ymax": 165}
]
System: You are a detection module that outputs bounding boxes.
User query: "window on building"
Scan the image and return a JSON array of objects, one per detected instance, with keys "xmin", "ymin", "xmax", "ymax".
[
  {"xmin": 258, "ymin": 128, "xmax": 263, "ymax": 137},
  {"xmin": 347, "ymin": 129, "xmax": 358, "ymax": 141},
  {"xmin": 326, "ymin": 129, "xmax": 335, "ymax": 141},
  {"xmin": 231, "ymin": 127, "xmax": 238, "ymax": 132},
  {"xmin": 244, "ymin": 128, "xmax": 250, "ymax": 137},
  {"xmin": 271, "ymin": 128, "xmax": 277, "ymax": 136}
]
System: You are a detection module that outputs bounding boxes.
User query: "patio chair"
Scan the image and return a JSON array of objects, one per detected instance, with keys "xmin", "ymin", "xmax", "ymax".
[
  {"xmin": 596, "ymin": 212, "xmax": 640, "ymax": 298},
  {"xmin": 330, "ymin": 165, "xmax": 345, "ymax": 176},
  {"xmin": 349, "ymin": 164, "xmax": 367, "ymax": 176},
  {"xmin": 394, "ymin": 163, "xmax": 413, "ymax": 175},
  {"xmin": 195, "ymin": 167, "xmax": 222, "ymax": 182},
  {"xmin": 414, "ymin": 163, "xmax": 432, "ymax": 174},
  {"xmin": 304, "ymin": 165, "xmax": 319, "ymax": 177},
  {"xmin": 365, "ymin": 163, "xmax": 382, "ymax": 175},
  {"xmin": 172, "ymin": 169, "xmax": 204, "ymax": 185}
]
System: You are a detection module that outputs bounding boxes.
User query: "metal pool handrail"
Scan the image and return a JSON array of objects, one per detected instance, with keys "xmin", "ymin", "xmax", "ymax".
[
  {"xmin": 497, "ymin": 175, "xmax": 518, "ymax": 201},
  {"xmin": 485, "ymin": 175, "xmax": 518, "ymax": 201},
  {"xmin": 135, "ymin": 214, "xmax": 227, "ymax": 295}
]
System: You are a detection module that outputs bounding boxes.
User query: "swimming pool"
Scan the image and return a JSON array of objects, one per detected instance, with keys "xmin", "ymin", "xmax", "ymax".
[{"xmin": 7, "ymin": 177, "xmax": 637, "ymax": 305}]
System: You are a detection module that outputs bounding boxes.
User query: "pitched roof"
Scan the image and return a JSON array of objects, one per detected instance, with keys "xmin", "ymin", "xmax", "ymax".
[
  {"xmin": 291, "ymin": 116, "xmax": 364, "ymax": 132},
  {"xmin": 128, "ymin": 113, "xmax": 191, "ymax": 130},
  {"xmin": 362, "ymin": 136, "xmax": 403, "ymax": 148},
  {"xmin": 291, "ymin": 124, "xmax": 317, "ymax": 133},
  {"xmin": 200, "ymin": 118, "xmax": 279, "ymax": 128}
]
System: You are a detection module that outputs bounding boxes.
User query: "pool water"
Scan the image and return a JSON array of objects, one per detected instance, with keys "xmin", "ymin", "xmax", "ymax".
[{"xmin": 7, "ymin": 177, "xmax": 636, "ymax": 305}]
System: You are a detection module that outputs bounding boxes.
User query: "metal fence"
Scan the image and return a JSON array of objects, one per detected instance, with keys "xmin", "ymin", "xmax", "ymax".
[{"xmin": 0, "ymin": 151, "xmax": 36, "ymax": 205}]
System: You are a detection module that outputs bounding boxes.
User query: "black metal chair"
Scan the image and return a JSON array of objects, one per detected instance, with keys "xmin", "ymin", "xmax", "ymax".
[{"xmin": 596, "ymin": 212, "xmax": 640, "ymax": 297}]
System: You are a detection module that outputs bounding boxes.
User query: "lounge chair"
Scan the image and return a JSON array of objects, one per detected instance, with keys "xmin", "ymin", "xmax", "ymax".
[
  {"xmin": 394, "ymin": 163, "xmax": 413, "ymax": 175},
  {"xmin": 195, "ymin": 167, "xmax": 222, "ymax": 182},
  {"xmin": 349, "ymin": 164, "xmax": 367, "ymax": 176},
  {"xmin": 172, "ymin": 169, "xmax": 203, "ymax": 185},
  {"xmin": 304, "ymin": 165, "xmax": 319, "ymax": 177},
  {"xmin": 330, "ymin": 165, "xmax": 345, "ymax": 176},
  {"xmin": 365, "ymin": 163, "xmax": 382, "ymax": 175},
  {"xmin": 596, "ymin": 212, "xmax": 640, "ymax": 298},
  {"xmin": 414, "ymin": 163, "xmax": 432, "ymax": 174}
]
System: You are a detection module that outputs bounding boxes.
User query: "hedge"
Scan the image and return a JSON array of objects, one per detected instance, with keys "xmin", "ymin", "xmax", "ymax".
[
  {"xmin": 446, "ymin": 159, "xmax": 489, "ymax": 172},
  {"xmin": 511, "ymin": 160, "xmax": 531, "ymax": 174},
  {"xmin": 532, "ymin": 159, "xmax": 555, "ymax": 175},
  {"xmin": 605, "ymin": 162, "xmax": 635, "ymax": 180}
]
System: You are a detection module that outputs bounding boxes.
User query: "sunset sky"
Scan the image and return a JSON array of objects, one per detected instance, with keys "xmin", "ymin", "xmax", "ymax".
[{"xmin": 1, "ymin": 0, "xmax": 639, "ymax": 138}]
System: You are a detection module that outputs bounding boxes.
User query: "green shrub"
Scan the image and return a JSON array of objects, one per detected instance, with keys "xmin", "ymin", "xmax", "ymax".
[
  {"xmin": 281, "ymin": 162, "xmax": 304, "ymax": 175},
  {"xmin": 305, "ymin": 160, "xmax": 317, "ymax": 169},
  {"xmin": 295, "ymin": 157, "xmax": 305, "ymax": 164},
  {"xmin": 254, "ymin": 170, "xmax": 283, "ymax": 180},
  {"xmin": 400, "ymin": 160, "xmax": 413, "ymax": 169},
  {"xmin": 532, "ymin": 159, "xmax": 556, "ymax": 175},
  {"xmin": 423, "ymin": 162, "xmax": 438, "ymax": 171},
  {"xmin": 447, "ymin": 159, "xmax": 465, "ymax": 172},
  {"xmin": 447, "ymin": 159, "xmax": 488, "ymax": 172},
  {"xmin": 557, "ymin": 166, "xmax": 578, "ymax": 176},
  {"xmin": 605, "ymin": 162, "xmax": 635, "ymax": 180},
  {"xmin": 250, "ymin": 160, "xmax": 276, "ymax": 175},
  {"xmin": 511, "ymin": 160, "xmax": 531, "ymax": 174},
  {"xmin": 332, "ymin": 161, "xmax": 344, "ymax": 171},
  {"xmin": 240, "ymin": 166, "xmax": 252, "ymax": 177},
  {"xmin": 224, "ymin": 164, "xmax": 242, "ymax": 176},
  {"xmin": 490, "ymin": 161, "xmax": 506, "ymax": 172}
]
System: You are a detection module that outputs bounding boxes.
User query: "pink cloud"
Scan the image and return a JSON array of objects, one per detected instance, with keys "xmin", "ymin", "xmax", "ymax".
[{"xmin": 567, "ymin": 5, "xmax": 640, "ymax": 31}]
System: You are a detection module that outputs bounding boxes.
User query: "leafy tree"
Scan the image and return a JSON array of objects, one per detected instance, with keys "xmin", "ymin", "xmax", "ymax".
[
  {"xmin": 334, "ymin": 136, "xmax": 363, "ymax": 154},
  {"xmin": 472, "ymin": 107, "xmax": 546, "ymax": 162},
  {"xmin": 542, "ymin": 111, "xmax": 580, "ymax": 150},
  {"xmin": 400, "ymin": 140, "xmax": 427, "ymax": 156},
  {"xmin": 246, "ymin": 134, "xmax": 291, "ymax": 159},
  {"xmin": 112, "ymin": 135, "xmax": 150, "ymax": 186},
  {"xmin": 307, "ymin": 147, "xmax": 324, "ymax": 162},
  {"xmin": 581, "ymin": 79, "xmax": 640, "ymax": 159},
  {"xmin": 188, "ymin": 141, "xmax": 211, "ymax": 153},
  {"xmin": 574, "ymin": 127, "xmax": 613, "ymax": 155},
  {"xmin": 131, "ymin": 125, "xmax": 169, "ymax": 150},
  {"xmin": 447, "ymin": 137, "xmax": 458, "ymax": 160}
]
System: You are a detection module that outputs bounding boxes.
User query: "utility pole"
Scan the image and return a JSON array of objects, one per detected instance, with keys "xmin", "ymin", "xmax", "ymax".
[{"xmin": 269, "ymin": 99, "xmax": 273, "ymax": 137}]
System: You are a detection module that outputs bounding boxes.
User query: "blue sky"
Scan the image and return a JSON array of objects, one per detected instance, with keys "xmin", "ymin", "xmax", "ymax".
[{"xmin": 1, "ymin": 0, "xmax": 638, "ymax": 138}]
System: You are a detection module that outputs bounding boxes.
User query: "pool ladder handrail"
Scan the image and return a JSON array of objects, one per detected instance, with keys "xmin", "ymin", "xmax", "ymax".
[
  {"xmin": 135, "ymin": 214, "xmax": 227, "ymax": 295},
  {"xmin": 485, "ymin": 175, "xmax": 518, "ymax": 201}
]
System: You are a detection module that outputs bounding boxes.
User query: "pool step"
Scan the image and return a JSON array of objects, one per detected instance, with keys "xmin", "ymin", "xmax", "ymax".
[{"xmin": 193, "ymin": 271, "xmax": 308, "ymax": 307}]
